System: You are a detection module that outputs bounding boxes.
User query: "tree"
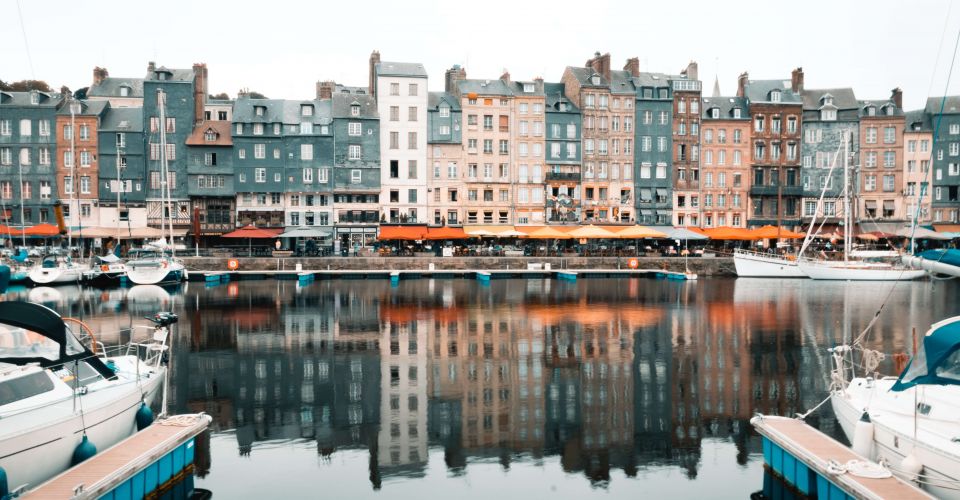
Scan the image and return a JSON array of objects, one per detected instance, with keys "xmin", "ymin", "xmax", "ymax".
[
  {"xmin": 247, "ymin": 91, "xmax": 267, "ymax": 99},
  {"xmin": 209, "ymin": 92, "xmax": 229, "ymax": 100},
  {"xmin": 0, "ymin": 79, "xmax": 53, "ymax": 92}
]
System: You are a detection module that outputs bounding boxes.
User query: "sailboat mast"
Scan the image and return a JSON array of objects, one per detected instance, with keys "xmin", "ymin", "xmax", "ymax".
[
  {"xmin": 843, "ymin": 133, "xmax": 849, "ymax": 263},
  {"xmin": 68, "ymin": 100, "xmax": 76, "ymax": 250},
  {"xmin": 17, "ymin": 162, "xmax": 26, "ymax": 248},
  {"xmin": 158, "ymin": 89, "xmax": 174, "ymax": 254},
  {"xmin": 116, "ymin": 135, "xmax": 122, "ymax": 242}
]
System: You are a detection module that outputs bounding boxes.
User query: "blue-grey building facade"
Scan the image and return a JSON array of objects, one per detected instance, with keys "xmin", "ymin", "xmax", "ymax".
[
  {"xmin": 799, "ymin": 88, "xmax": 859, "ymax": 227},
  {"xmin": 99, "ymin": 106, "xmax": 146, "ymax": 217},
  {"xmin": 331, "ymin": 89, "xmax": 380, "ymax": 247},
  {"xmin": 926, "ymin": 96, "xmax": 960, "ymax": 223},
  {"xmin": 281, "ymin": 99, "xmax": 335, "ymax": 232},
  {"xmin": 543, "ymin": 83, "xmax": 582, "ymax": 224},
  {"xmin": 232, "ymin": 97, "xmax": 287, "ymax": 228},
  {"xmin": 632, "ymin": 73, "xmax": 674, "ymax": 225},
  {"xmin": 0, "ymin": 90, "xmax": 62, "ymax": 226}
]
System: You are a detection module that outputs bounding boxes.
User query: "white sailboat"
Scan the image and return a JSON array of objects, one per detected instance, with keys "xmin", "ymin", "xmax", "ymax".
[
  {"xmin": 0, "ymin": 301, "xmax": 169, "ymax": 493},
  {"xmin": 830, "ymin": 316, "xmax": 960, "ymax": 499},
  {"xmin": 798, "ymin": 136, "xmax": 924, "ymax": 280},
  {"xmin": 126, "ymin": 89, "xmax": 186, "ymax": 286}
]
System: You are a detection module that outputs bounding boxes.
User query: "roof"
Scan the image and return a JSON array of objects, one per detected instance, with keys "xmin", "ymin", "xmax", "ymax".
[
  {"xmin": 428, "ymin": 92, "xmax": 461, "ymax": 111},
  {"xmin": 0, "ymin": 90, "xmax": 63, "ymax": 107},
  {"xmin": 566, "ymin": 66, "xmax": 608, "ymax": 88},
  {"xmin": 186, "ymin": 120, "xmax": 233, "ymax": 146},
  {"xmin": 904, "ymin": 109, "xmax": 933, "ymax": 132},
  {"xmin": 375, "ymin": 61, "xmax": 428, "ymax": 78},
  {"xmin": 99, "ymin": 107, "xmax": 143, "ymax": 132},
  {"xmin": 924, "ymin": 96, "xmax": 960, "ymax": 115},
  {"xmin": 232, "ymin": 98, "xmax": 332, "ymax": 124},
  {"xmin": 801, "ymin": 88, "xmax": 858, "ymax": 110},
  {"xmin": 206, "ymin": 99, "xmax": 233, "ymax": 106},
  {"xmin": 858, "ymin": 99, "xmax": 903, "ymax": 117},
  {"xmin": 743, "ymin": 79, "xmax": 803, "ymax": 104},
  {"xmin": 632, "ymin": 72, "xmax": 676, "ymax": 88},
  {"xmin": 543, "ymin": 83, "xmax": 579, "ymax": 112},
  {"xmin": 701, "ymin": 96, "xmax": 748, "ymax": 120},
  {"xmin": 507, "ymin": 80, "xmax": 545, "ymax": 97},
  {"xmin": 87, "ymin": 77, "xmax": 144, "ymax": 98},
  {"xmin": 457, "ymin": 79, "xmax": 514, "ymax": 97},
  {"xmin": 56, "ymin": 99, "xmax": 108, "ymax": 116},
  {"xmin": 332, "ymin": 93, "xmax": 377, "ymax": 119},
  {"xmin": 609, "ymin": 69, "xmax": 636, "ymax": 95},
  {"xmin": 145, "ymin": 66, "xmax": 195, "ymax": 82}
]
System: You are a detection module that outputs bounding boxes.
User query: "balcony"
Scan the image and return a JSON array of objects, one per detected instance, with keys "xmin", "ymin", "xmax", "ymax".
[
  {"xmin": 337, "ymin": 211, "xmax": 379, "ymax": 224},
  {"xmin": 749, "ymin": 185, "xmax": 803, "ymax": 197},
  {"xmin": 545, "ymin": 172, "xmax": 581, "ymax": 182}
]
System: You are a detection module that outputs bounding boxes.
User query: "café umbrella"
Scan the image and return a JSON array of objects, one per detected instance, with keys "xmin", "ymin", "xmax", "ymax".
[{"xmin": 222, "ymin": 225, "xmax": 278, "ymax": 254}]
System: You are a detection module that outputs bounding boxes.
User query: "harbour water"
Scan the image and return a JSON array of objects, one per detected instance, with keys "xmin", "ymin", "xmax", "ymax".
[{"xmin": 8, "ymin": 277, "xmax": 960, "ymax": 498}]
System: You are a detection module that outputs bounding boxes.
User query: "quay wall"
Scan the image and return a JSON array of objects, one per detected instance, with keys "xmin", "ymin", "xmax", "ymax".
[{"xmin": 181, "ymin": 256, "xmax": 736, "ymax": 276}]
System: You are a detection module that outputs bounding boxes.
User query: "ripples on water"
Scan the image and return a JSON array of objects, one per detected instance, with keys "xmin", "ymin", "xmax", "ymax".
[{"xmin": 10, "ymin": 278, "xmax": 959, "ymax": 499}]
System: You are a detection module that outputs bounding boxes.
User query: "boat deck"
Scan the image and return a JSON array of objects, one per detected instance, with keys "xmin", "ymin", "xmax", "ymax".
[
  {"xmin": 26, "ymin": 414, "xmax": 209, "ymax": 499},
  {"xmin": 753, "ymin": 415, "xmax": 933, "ymax": 500}
]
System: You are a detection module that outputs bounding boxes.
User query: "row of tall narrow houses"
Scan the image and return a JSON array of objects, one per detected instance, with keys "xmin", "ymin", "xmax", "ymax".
[{"xmin": 2, "ymin": 51, "xmax": 960, "ymax": 247}]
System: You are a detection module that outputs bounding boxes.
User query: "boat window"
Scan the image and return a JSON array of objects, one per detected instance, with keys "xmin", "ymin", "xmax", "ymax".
[
  {"xmin": 935, "ymin": 349, "xmax": 960, "ymax": 382},
  {"xmin": 0, "ymin": 326, "xmax": 62, "ymax": 361},
  {"xmin": 0, "ymin": 371, "xmax": 55, "ymax": 406}
]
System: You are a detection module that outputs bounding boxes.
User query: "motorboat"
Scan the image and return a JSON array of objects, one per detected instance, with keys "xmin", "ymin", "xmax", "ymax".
[
  {"xmin": 830, "ymin": 315, "xmax": 960, "ymax": 499},
  {"xmin": 83, "ymin": 247, "xmax": 127, "ymax": 288},
  {"xmin": 0, "ymin": 302, "xmax": 171, "ymax": 494},
  {"xmin": 27, "ymin": 254, "xmax": 86, "ymax": 286},
  {"xmin": 798, "ymin": 258, "xmax": 926, "ymax": 281},
  {"xmin": 733, "ymin": 248, "xmax": 807, "ymax": 278},
  {"xmin": 125, "ymin": 247, "xmax": 186, "ymax": 286}
]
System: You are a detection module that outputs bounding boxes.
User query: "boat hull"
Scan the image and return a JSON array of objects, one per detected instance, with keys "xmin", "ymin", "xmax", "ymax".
[
  {"xmin": 126, "ymin": 261, "xmax": 185, "ymax": 286},
  {"xmin": 903, "ymin": 254, "xmax": 960, "ymax": 278},
  {"xmin": 0, "ymin": 365, "xmax": 164, "ymax": 491},
  {"xmin": 27, "ymin": 266, "xmax": 85, "ymax": 285},
  {"xmin": 798, "ymin": 260, "xmax": 926, "ymax": 281},
  {"xmin": 831, "ymin": 379, "xmax": 960, "ymax": 500},
  {"xmin": 733, "ymin": 251, "xmax": 807, "ymax": 278}
]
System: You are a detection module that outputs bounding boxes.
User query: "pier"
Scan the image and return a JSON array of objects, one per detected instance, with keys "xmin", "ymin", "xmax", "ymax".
[
  {"xmin": 751, "ymin": 415, "xmax": 932, "ymax": 500},
  {"xmin": 26, "ymin": 414, "xmax": 211, "ymax": 500},
  {"xmin": 182, "ymin": 267, "xmax": 696, "ymax": 282}
]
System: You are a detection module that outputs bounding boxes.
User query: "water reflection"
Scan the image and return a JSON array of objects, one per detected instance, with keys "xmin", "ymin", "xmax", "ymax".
[{"xmin": 8, "ymin": 278, "xmax": 958, "ymax": 497}]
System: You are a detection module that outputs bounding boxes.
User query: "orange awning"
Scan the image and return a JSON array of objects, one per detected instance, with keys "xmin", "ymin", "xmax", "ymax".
[
  {"xmin": 425, "ymin": 227, "xmax": 468, "ymax": 240},
  {"xmin": 702, "ymin": 226, "xmax": 755, "ymax": 240},
  {"xmin": 23, "ymin": 223, "xmax": 62, "ymax": 237},
  {"xmin": 750, "ymin": 225, "xmax": 805, "ymax": 239},
  {"xmin": 378, "ymin": 225, "xmax": 428, "ymax": 241},
  {"xmin": 222, "ymin": 225, "xmax": 280, "ymax": 239}
]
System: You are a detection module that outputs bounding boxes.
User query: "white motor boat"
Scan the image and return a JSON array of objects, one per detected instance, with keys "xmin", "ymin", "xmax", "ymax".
[
  {"xmin": 125, "ymin": 247, "xmax": 186, "ymax": 286},
  {"xmin": 0, "ymin": 302, "xmax": 170, "ymax": 494},
  {"xmin": 733, "ymin": 248, "xmax": 807, "ymax": 278},
  {"xmin": 830, "ymin": 316, "xmax": 960, "ymax": 499},
  {"xmin": 798, "ymin": 259, "xmax": 926, "ymax": 281},
  {"xmin": 27, "ymin": 255, "xmax": 86, "ymax": 285}
]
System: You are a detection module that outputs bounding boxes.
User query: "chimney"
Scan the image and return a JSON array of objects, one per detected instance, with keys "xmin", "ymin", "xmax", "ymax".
[
  {"xmin": 891, "ymin": 87, "xmax": 903, "ymax": 109},
  {"xmin": 791, "ymin": 67, "xmax": 804, "ymax": 93},
  {"xmin": 586, "ymin": 52, "xmax": 611, "ymax": 82},
  {"xmin": 624, "ymin": 57, "xmax": 640, "ymax": 78},
  {"xmin": 369, "ymin": 50, "xmax": 381, "ymax": 97},
  {"xmin": 684, "ymin": 61, "xmax": 699, "ymax": 81},
  {"xmin": 534, "ymin": 77, "xmax": 544, "ymax": 94},
  {"xmin": 316, "ymin": 80, "xmax": 336, "ymax": 100},
  {"xmin": 500, "ymin": 70, "xmax": 511, "ymax": 84},
  {"xmin": 92, "ymin": 67, "xmax": 109, "ymax": 86},
  {"xmin": 192, "ymin": 63, "xmax": 208, "ymax": 124},
  {"xmin": 737, "ymin": 72, "xmax": 749, "ymax": 97},
  {"xmin": 445, "ymin": 64, "xmax": 467, "ymax": 95},
  {"xmin": 147, "ymin": 61, "xmax": 156, "ymax": 73}
]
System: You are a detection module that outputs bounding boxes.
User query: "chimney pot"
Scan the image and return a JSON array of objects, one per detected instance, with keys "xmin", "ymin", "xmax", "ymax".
[
  {"xmin": 891, "ymin": 87, "xmax": 903, "ymax": 109},
  {"xmin": 791, "ymin": 67, "xmax": 804, "ymax": 93},
  {"xmin": 737, "ymin": 72, "xmax": 749, "ymax": 98},
  {"xmin": 624, "ymin": 58, "xmax": 640, "ymax": 78}
]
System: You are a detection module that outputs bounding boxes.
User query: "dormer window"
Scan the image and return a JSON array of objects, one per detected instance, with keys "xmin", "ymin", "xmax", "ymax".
[
  {"xmin": 30, "ymin": 92, "xmax": 39, "ymax": 105},
  {"xmin": 204, "ymin": 129, "xmax": 217, "ymax": 142},
  {"xmin": 523, "ymin": 83, "xmax": 535, "ymax": 93},
  {"xmin": 255, "ymin": 106, "xmax": 265, "ymax": 117},
  {"xmin": 351, "ymin": 104, "xmax": 360, "ymax": 117},
  {"xmin": 119, "ymin": 86, "xmax": 130, "ymax": 97},
  {"xmin": 821, "ymin": 109, "xmax": 837, "ymax": 121},
  {"xmin": 867, "ymin": 106, "xmax": 876, "ymax": 116},
  {"xmin": 822, "ymin": 94, "xmax": 834, "ymax": 106},
  {"xmin": 770, "ymin": 90, "xmax": 781, "ymax": 103},
  {"xmin": 301, "ymin": 104, "xmax": 313, "ymax": 117},
  {"xmin": 884, "ymin": 105, "xmax": 895, "ymax": 116},
  {"xmin": 559, "ymin": 102, "xmax": 568, "ymax": 112},
  {"xmin": 439, "ymin": 104, "xmax": 450, "ymax": 118},
  {"xmin": 591, "ymin": 75, "xmax": 601, "ymax": 85},
  {"xmin": 711, "ymin": 108, "xmax": 720, "ymax": 119},
  {"xmin": 733, "ymin": 108, "xmax": 741, "ymax": 119}
]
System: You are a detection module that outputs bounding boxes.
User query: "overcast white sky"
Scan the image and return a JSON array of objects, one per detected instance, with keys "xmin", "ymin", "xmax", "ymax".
[{"xmin": 3, "ymin": 0, "xmax": 960, "ymax": 110}]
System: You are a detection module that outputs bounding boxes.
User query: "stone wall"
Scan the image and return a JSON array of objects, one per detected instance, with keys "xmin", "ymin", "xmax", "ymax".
[{"xmin": 181, "ymin": 256, "xmax": 736, "ymax": 276}]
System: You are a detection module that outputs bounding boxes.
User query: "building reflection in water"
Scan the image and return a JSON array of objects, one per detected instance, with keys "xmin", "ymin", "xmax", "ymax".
[{"xmin": 28, "ymin": 277, "xmax": 953, "ymax": 491}]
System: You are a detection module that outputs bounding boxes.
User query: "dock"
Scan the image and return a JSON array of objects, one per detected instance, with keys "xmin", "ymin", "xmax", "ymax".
[
  {"xmin": 184, "ymin": 267, "xmax": 696, "ymax": 283},
  {"xmin": 26, "ymin": 413, "xmax": 211, "ymax": 500},
  {"xmin": 751, "ymin": 415, "xmax": 933, "ymax": 500}
]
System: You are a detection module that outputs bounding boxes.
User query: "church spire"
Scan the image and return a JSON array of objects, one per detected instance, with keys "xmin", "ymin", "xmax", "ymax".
[{"xmin": 712, "ymin": 75, "xmax": 721, "ymax": 98}]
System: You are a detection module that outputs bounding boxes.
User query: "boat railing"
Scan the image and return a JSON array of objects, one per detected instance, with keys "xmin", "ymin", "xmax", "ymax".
[{"xmin": 733, "ymin": 247, "xmax": 798, "ymax": 261}]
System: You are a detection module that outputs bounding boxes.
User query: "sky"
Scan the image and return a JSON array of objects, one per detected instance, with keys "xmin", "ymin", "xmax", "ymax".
[{"xmin": 3, "ymin": 0, "xmax": 960, "ymax": 110}]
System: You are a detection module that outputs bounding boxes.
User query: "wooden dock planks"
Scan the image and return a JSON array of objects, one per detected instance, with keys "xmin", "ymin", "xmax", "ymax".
[
  {"xmin": 26, "ymin": 415, "xmax": 209, "ymax": 499},
  {"xmin": 754, "ymin": 416, "xmax": 934, "ymax": 500}
]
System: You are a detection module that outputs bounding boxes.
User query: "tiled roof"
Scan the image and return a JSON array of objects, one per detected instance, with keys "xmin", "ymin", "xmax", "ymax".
[
  {"xmin": 858, "ymin": 99, "xmax": 903, "ymax": 117},
  {"xmin": 375, "ymin": 61, "xmax": 428, "ymax": 78},
  {"xmin": 609, "ymin": 70, "xmax": 636, "ymax": 95},
  {"xmin": 100, "ymin": 107, "xmax": 143, "ymax": 132},
  {"xmin": 701, "ymin": 96, "xmax": 748, "ymax": 120},
  {"xmin": 925, "ymin": 96, "xmax": 960, "ymax": 114},
  {"xmin": 632, "ymin": 72, "xmax": 675, "ymax": 88},
  {"xmin": 145, "ymin": 67, "xmax": 195, "ymax": 82},
  {"xmin": 543, "ymin": 83, "xmax": 579, "ymax": 112},
  {"xmin": 56, "ymin": 99, "xmax": 108, "ymax": 116},
  {"xmin": 507, "ymin": 81, "xmax": 545, "ymax": 97},
  {"xmin": 186, "ymin": 120, "xmax": 233, "ymax": 146},
  {"xmin": 566, "ymin": 66, "xmax": 608, "ymax": 87},
  {"xmin": 904, "ymin": 109, "xmax": 932, "ymax": 131},
  {"xmin": 0, "ymin": 90, "xmax": 62, "ymax": 107},
  {"xmin": 88, "ymin": 77, "xmax": 144, "ymax": 98},
  {"xmin": 457, "ymin": 79, "xmax": 515, "ymax": 96},
  {"xmin": 800, "ymin": 88, "xmax": 858, "ymax": 110},
  {"xmin": 428, "ymin": 92, "xmax": 461, "ymax": 111},
  {"xmin": 332, "ymin": 93, "xmax": 377, "ymax": 118},
  {"xmin": 743, "ymin": 79, "xmax": 803, "ymax": 104}
]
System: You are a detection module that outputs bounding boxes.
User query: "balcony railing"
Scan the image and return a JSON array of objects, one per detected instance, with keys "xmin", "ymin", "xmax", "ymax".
[{"xmin": 545, "ymin": 172, "xmax": 581, "ymax": 182}]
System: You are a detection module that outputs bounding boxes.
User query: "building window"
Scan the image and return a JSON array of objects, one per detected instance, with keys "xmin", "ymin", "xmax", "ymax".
[
  {"xmin": 351, "ymin": 105, "xmax": 360, "ymax": 117},
  {"xmin": 408, "ymin": 106, "xmax": 417, "ymax": 121},
  {"xmin": 408, "ymin": 131, "xmax": 417, "ymax": 149},
  {"xmin": 409, "ymin": 83, "xmax": 418, "ymax": 96},
  {"xmin": 255, "ymin": 168, "xmax": 266, "ymax": 183},
  {"xmin": 301, "ymin": 144, "xmax": 313, "ymax": 160},
  {"xmin": 254, "ymin": 123, "xmax": 264, "ymax": 136},
  {"xmin": 254, "ymin": 144, "xmax": 265, "ymax": 159},
  {"xmin": 349, "ymin": 145, "xmax": 362, "ymax": 160},
  {"xmin": 349, "ymin": 122, "xmax": 362, "ymax": 136}
]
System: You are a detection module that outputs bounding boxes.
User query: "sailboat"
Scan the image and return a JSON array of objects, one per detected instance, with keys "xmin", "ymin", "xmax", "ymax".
[
  {"xmin": 83, "ymin": 244, "xmax": 127, "ymax": 288},
  {"xmin": 126, "ymin": 89, "xmax": 186, "ymax": 286},
  {"xmin": 0, "ymin": 301, "xmax": 168, "ymax": 492},
  {"xmin": 830, "ymin": 316, "xmax": 960, "ymax": 499},
  {"xmin": 797, "ymin": 136, "xmax": 925, "ymax": 280}
]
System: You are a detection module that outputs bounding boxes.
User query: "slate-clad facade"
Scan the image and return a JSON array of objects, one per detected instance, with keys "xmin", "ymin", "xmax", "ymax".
[
  {"xmin": 426, "ymin": 88, "xmax": 463, "ymax": 226},
  {"xmin": 544, "ymin": 83, "xmax": 582, "ymax": 224},
  {"xmin": 332, "ymin": 89, "xmax": 380, "ymax": 248},
  {"xmin": 799, "ymin": 87, "xmax": 859, "ymax": 228},
  {"xmin": 232, "ymin": 97, "xmax": 286, "ymax": 228},
  {"xmin": 0, "ymin": 90, "xmax": 62, "ymax": 226},
  {"xmin": 98, "ymin": 106, "xmax": 147, "ymax": 228},
  {"xmin": 280, "ymin": 99, "xmax": 334, "ymax": 233},
  {"xmin": 926, "ymin": 96, "xmax": 960, "ymax": 223},
  {"xmin": 631, "ymin": 69, "xmax": 674, "ymax": 225}
]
